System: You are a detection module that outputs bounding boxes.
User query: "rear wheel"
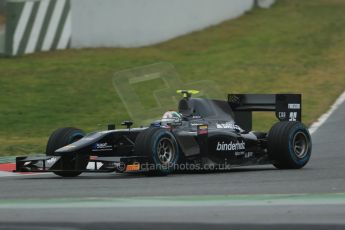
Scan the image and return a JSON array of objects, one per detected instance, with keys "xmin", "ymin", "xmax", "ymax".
[
  {"xmin": 135, "ymin": 127, "xmax": 180, "ymax": 176},
  {"xmin": 268, "ymin": 121, "xmax": 312, "ymax": 169},
  {"xmin": 46, "ymin": 127, "xmax": 88, "ymax": 177}
]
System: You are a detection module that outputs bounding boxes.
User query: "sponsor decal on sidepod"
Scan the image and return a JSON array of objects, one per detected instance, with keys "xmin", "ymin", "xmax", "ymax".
[
  {"xmin": 92, "ymin": 142, "xmax": 113, "ymax": 151},
  {"xmin": 216, "ymin": 122, "xmax": 241, "ymax": 130},
  {"xmin": 216, "ymin": 140, "xmax": 245, "ymax": 151}
]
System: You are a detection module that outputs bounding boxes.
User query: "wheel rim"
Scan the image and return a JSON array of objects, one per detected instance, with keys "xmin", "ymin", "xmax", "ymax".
[
  {"xmin": 292, "ymin": 131, "xmax": 309, "ymax": 159},
  {"xmin": 157, "ymin": 137, "xmax": 175, "ymax": 165}
]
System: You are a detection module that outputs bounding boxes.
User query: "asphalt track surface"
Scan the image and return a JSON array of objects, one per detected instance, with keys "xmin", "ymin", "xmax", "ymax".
[{"xmin": 0, "ymin": 99, "xmax": 344, "ymax": 229}]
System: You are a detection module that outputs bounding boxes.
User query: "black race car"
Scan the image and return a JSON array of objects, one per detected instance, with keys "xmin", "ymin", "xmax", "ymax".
[{"xmin": 15, "ymin": 90, "xmax": 312, "ymax": 177}]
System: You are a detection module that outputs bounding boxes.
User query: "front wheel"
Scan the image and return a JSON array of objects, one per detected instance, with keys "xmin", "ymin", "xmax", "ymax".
[
  {"xmin": 46, "ymin": 127, "xmax": 88, "ymax": 177},
  {"xmin": 268, "ymin": 121, "xmax": 312, "ymax": 169},
  {"xmin": 135, "ymin": 128, "xmax": 180, "ymax": 176}
]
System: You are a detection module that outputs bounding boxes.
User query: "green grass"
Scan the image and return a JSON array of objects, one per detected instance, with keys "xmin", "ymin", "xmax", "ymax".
[{"xmin": 1, "ymin": 0, "xmax": 345, "ymax": 156}]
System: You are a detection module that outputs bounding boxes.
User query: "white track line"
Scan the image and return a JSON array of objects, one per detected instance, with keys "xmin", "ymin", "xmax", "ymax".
[
  {"xmin": 309, "ymin": 90, "xmax": 345, "ymax": 135},
  {"xmin": 0, "ymin": 172, "xmax": 50, "ymax": 177},
  {"xmin": 0, "ymin": 171, "xmax": 17, "ymax": 177}
]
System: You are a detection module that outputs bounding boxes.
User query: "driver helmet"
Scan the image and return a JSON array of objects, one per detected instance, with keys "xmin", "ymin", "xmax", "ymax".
[{"xmin": 162, "ymin": 111, "xmax": 182, "ymax": 123}]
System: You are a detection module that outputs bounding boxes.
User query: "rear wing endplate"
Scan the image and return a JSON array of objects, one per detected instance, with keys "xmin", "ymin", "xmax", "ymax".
[{"xmin": 228, "ymin": 94, "xmax": 302, "ymax": 130}]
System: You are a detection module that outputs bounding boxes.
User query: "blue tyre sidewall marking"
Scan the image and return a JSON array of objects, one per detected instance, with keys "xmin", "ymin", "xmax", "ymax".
[
  {"xmin": 288, "ymin": 124, "xmax": 311, "ymax": 166},
  {"xmin": 151, "ymin": 130, "xmax": 179, "ymax": 173},
  {"xmin": 68, "ymin": 132, "xmax": 84, "ymax": 144}
]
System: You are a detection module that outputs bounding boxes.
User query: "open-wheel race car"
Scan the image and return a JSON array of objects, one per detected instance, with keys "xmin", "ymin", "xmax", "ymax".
[{"xmin": 15, "ymin": 90, "xmax": 312, "ymax": 177}]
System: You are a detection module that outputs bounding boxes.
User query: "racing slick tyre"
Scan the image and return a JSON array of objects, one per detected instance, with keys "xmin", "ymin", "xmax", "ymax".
[
  {"xmin": 46, "ymin": 127, "xmax": 88, "ymax": 177},
  {"xmin": 268, "ymin": 121, "xmax": 312, "ymax": 169},
  {"xmin": 135, "ymin": 127, "xmax": 180, "ymax": 176}
]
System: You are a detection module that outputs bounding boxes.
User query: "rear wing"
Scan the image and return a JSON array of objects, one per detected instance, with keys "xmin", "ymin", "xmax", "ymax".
[{"xmin": 228, "ymin": 94, "xmax": 302, "ymax": 131}]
